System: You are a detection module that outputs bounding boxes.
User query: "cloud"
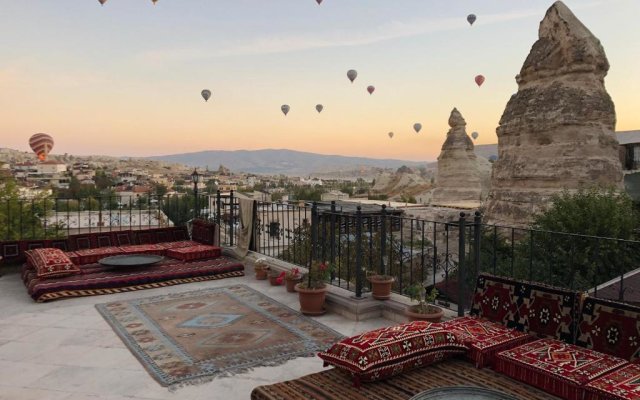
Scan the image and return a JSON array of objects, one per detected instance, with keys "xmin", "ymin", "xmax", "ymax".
[{"xmin": 137, "ymin": 0, "xmax": 614, "ymax": 63}]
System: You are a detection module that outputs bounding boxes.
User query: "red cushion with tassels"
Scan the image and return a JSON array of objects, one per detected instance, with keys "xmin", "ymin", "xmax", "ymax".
[{"xmin": 317, "ymin": 321, "xmax": 467, "ymax": 386}]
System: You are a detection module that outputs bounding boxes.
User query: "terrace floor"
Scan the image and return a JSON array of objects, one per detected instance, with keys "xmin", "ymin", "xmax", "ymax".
[{"xmin": 0, "ymin": 264, "xmax": 393, "ymax": 400}]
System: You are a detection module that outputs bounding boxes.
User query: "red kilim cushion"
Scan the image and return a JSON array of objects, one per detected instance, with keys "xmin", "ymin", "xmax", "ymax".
[
  {"xmin": 443, "ymin": 316, "xmax": 533, "ymax": 368},
  {"xmin": 585, "ymin": 363, "xmax": 640, "ymax": 400},
  {"xmin": 470, "ymin": 274, "xmax": 522, "ymax": 327},
  {"xmin": 74, "ymin": 247, "xmax": 124, "ymax": 265},
  {"xmin": 166, "ymin": 245, "xmax": 221, "ymax": 261},
  {"xmin": 317, "ymin": 321, "xmax": 467, "ymax": 386},
  {"xmin": 64, "ymin": 251, "xmax": 79, "ymax": 266},
  {"xmin": 496, "ymin": 338, "xmax": 628, "ymax": 400},
  {"xmin": 578, "ymin": 297, "xmax": 640, "ymax": 362},
  {"xmin": 25, "ymin": 248, "xmax": 81, "ymax": 279},
  {"xmin": 518, "ymin": 283, "xmax": 579, "ymax": 343},
  {"xmin": 119, "ymin": 244, "xmax": 166, "ymax": 257},
  {"xmin": 157, "ymin": 240, "xmax": 200, "ymax": 250}
]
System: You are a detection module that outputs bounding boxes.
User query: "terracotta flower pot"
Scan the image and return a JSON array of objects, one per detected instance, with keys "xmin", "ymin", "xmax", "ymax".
[
  {"xmin": 255, "ymin": 267, "xmax": 268, "ymax": 280},
  {"xmin": 285, "ymin": 277, "xmax": 302, "ymax": 293},
  {"xmin": 368, "ymin": 275, "xmax": 395, "ymax": 300},
  {"xmin": 269, "ymin": 273, "xmax": 283, "ymax": 286},
  {"xmin": 405, "ymin": 304, "xmax": 444, "ymax": 322},
  {"xmin": 295, "ymin": 283, "xmax": 327, "ymax": 315}
]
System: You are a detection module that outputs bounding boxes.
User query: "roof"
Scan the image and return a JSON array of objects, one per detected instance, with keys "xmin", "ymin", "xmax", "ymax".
[
  {"xmin": 474, "ymin": 130, "xmax": 640, "ymax": 160},
  {"xmin": 589, "ymin": 267, "xmax": 640, "ymax": 305},
  {"xmin": 617, "ymin": 130, "xmax": 640, "ymax": 145}
]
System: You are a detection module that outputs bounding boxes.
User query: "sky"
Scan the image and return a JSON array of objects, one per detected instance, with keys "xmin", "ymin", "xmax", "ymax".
[{"xmin": 0, "ymin": 0, "xmax": 638, "ymax": 162}]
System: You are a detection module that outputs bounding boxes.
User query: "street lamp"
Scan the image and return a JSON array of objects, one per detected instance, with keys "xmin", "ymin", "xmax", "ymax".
[{"xmin": 191, "ymin": 169, "xmax": 200, "ymax": 218}]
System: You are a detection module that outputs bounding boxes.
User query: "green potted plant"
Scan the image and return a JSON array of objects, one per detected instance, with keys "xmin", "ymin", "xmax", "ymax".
[
  {"xmin": 404, "ymin": 283, "xmax": 443, "ymax": 322},
  {"xmin": 366, "ymin": 266, "xmax": 395, "ymax": 300},
  {"xmin": 284, "ymin": 267, "xmax": 302, "ymax": 293},
  {"xmin": 295, "ymin": 261, "xmax": 332, "ymax": 315},
  {"xmin": 254, "ymin": 258, "xmax": 269, "ymax": 280}
]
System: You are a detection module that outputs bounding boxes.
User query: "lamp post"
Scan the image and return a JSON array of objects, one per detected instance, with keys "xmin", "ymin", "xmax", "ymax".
[{"xmin": 191, "ymin": 169, "xmax": 200, "ymax": 218}]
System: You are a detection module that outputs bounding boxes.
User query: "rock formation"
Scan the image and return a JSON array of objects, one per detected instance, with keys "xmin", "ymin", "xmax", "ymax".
[
  {"xmin": 431, "ymin": 108, "xmax": 491, "ymax": 205},
  {"xmin": 484, "ymin": 1, "xmax": 623, "ymax": 226}
]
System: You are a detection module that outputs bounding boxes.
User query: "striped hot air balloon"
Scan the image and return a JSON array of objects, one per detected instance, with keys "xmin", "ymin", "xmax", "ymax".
[{"xmin": 29, "ymin": 133, "xmax": 54, "ymax": 161}]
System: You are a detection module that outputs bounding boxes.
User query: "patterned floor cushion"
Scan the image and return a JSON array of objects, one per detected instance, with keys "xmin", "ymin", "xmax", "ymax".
[
  {"xmin": 584, "ymin": 363, "xmax": 640, "ymax": 400},
  {"xmin": 22, "ymin": 256, "xmax": 245, "ymax": 302},
  {"xmin": 317, "ymin": 321, "xmax": 467, "ymax": 386},
  {"xmin": 518, "ymin": 282, "xmax": 579, "ymax": 344},
  {"xmin": 24, "ymin": 248, "xmax": 82, "ymax": 279},
  {"xmin": 119, "ymin": 244, "xmax": 166, "ymax": 257},
  {"xmin": 470, "ymin": 274, "xmax": 524, "ymax": 327},
  {"xmin": 157, "ymin": 240, "xmax": 201, "ymax": 250},
  {"xmin": 443, "ymin": 316, "xmax": 533, "ymax": 368},
  {"xmin": 578, "ymin": 297, "xmax": 640, "ymax": 362},
  {"xmin": 166, "ymin": 245, "xmax": 221, "ymax": 261},
  {"xmin": 495, "ymin": 338, "xmax": 628, "ymax": 400},
  {"xmin": 73, "ymin": 247, "xmax": 124, "ymax": 265}
]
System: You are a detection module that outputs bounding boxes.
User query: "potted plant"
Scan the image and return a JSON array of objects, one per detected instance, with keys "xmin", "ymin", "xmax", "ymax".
[
  {"xmin": 284, "ymin": 267, "xmax": 302, "ymax": 293},
  {"xmin": 269, "ymin": 270, "xmax": 285, "ymax": 286},
  {"xmin": 295, "ymin": 261, "xmax": 332, "ymax": 315},
  {"xmin": 254, "ymin": 258, "xmax": 269, "ymax": 280},
  {"xmin": 404, "ymin": 283, "xmax": 443, "ymax": 322},
  {"xmin": 366, "ymin": 268, "xmax": 395, "ymax": 300}
]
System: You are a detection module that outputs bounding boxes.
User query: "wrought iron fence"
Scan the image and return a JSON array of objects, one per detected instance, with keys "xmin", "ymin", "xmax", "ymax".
[
  {"xmin": 224, "ymin": 200, "xmax": 640, "ymax": 314},
  {"xmin": 0, "ymin": 193, "xmax": 198, "ymax": 240},
  {"xmin": 3, "ymin": 192, "xmax": 639, "ymax": 313}
]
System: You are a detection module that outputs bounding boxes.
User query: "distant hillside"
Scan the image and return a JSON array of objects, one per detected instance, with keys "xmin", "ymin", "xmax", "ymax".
[{"xmin": 148, "ymin": 149, "xmax": 427, "ymax": 176}]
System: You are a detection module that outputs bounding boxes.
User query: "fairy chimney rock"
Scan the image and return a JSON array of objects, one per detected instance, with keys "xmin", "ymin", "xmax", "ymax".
[
  {"xmin": 431, "ymin": 108, "xmax": 490, "ymax": 205},
  {"xmin": 484, "ymin": 1, "xmax": 623, "ymax": 226}
]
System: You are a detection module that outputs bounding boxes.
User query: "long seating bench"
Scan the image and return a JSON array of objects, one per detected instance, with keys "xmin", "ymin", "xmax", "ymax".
[
  {"xmin": 20, "ymin": 220, "xmax": 244, "ymax": 302},
  {"xmin": 263, "ymin": 273, "xmax": 640, "ymax": 400}
]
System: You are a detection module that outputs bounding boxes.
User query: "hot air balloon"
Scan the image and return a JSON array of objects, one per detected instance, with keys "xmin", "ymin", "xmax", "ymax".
[
  {"xmin": 316, "ymin": 0, "xmax": 323, "ymax": 4},
  {"xmin": 281, "ymin": 104, "xmax": 290, "ymax": 116},
  {"xmin": 467, "ymin": 14, "xmax": 476, "ymax": 25},
  {"xmin": 367, "ymin": 85, "xmax": 375, "ymax": 95},
  {"xmin": 201, "ymin": 89, "xmax": 211, "ymax": 102},
  {"xmin": 316, "ymin": 104, "xmax": 323, "ymax": 113},
  {"xmin": 388, "ymin": 132, "xmax": 394, "ymax": 139},
  {"xmin": 471, "ymin": 131, "xmax": 479, "ymax": 140},
  {"xmin": 98, "ymin": 0, "xmax": 107, "ymax": 5},
  {"xmin": 151, "ymin": 0, "xmax": 158, "ymax": 4},
  {"xmin": 475, "ymin": 75, "xmax": 485, "ymax": 87},
  {"xmin": 29, "ymin": 133, "xmax": 54, "ymax": 161},
  {"xmin": 347, "ymin": 69, "xmax": 357, "ymax": 83},
  {"xmin": 413, "ymin": 123, "xmax": 422, "ymax": 133}
]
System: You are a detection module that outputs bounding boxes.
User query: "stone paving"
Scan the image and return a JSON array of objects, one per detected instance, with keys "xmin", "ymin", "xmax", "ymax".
[{"xmin": 0, "ymin": 265, "xmax": 394, "ymax": 400}]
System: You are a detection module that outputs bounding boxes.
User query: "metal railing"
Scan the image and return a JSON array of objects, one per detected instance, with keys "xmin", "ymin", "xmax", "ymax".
[
  {"xmin": 3, "ymin": 192, "xmax": 639, "ymax": 312},
  {"xmin": 212, "ymin": 199, "xmax": 640, "ymax": 314}
]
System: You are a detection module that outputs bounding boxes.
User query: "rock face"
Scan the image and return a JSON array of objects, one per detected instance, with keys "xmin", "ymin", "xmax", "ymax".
[
  {"xmin": 484, "ymin": 1, "xmax": 623, "ymax": 226},
  {"xmin": 431, "ymin": 108, "xmax": 491, "ymax": 205}
]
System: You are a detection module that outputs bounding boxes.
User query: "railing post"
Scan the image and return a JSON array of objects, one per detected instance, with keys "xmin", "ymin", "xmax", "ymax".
[
  {"xmin": 380, "ymin": 205, "xmax": 387, "ymax": 275},
  {"xmin": 474, "ymin": 211, "xmax": 482, "ymax": 280},
  {"xmin": 311, "ymin": 202, "xmax": 318, "ymax": 263},
  {"xmin": 330, "ymin": 201, "xmax": 336, "ymax": 266},
  {"xmin": 458, "ymin": 212, "xmax": 466, "ymax": 317},
  {"xmin": 355, "ymin": 205, "xmax": 363, "ymax": 298},
  {"xmin": 229, "ymin": 190, "xmax": 235, "ymax": 247}
]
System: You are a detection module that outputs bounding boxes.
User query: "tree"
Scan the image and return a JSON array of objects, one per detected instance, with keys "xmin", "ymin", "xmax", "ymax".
[
  {"xmin": 0, "ymin": 179, "xmax": 63, "ymax": 240},
  {"xmin": 526, "ymin": 188, "xmax": 640, "ymax": 290}
]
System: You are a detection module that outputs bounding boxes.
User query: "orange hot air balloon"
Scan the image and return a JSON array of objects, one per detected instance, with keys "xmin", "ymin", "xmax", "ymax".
[
  {"xmin": 367, "ymin": 85, "xmax": 375, "ymax": 95},
  {"xmin": 29, "ymin": 133, "xmax": 54, "ymax": 161},
  {"xmin": 475, "ymin": 75, "xmax": 485, "ymax": 87}
]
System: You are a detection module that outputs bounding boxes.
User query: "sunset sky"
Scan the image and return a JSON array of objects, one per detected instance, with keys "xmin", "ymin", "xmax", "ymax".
[{"xmin": 1, "ymin": 0, "xmax": 638, "ymax": 162}]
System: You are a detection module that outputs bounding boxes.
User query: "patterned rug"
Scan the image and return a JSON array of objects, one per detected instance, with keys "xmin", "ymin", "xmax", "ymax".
[
  {"xmin": 96, "ymin": 285, "xmax": 344, "ymax": 388},
  {"xmin": 251, "ymin": 358, "xmax": 561, "ymax": 400}
]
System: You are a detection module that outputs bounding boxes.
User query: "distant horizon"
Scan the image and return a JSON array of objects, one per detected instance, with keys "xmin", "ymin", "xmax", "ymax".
[{"xmin": 2, "ymin": 0, "xmax": 638, "ymax": 160}]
